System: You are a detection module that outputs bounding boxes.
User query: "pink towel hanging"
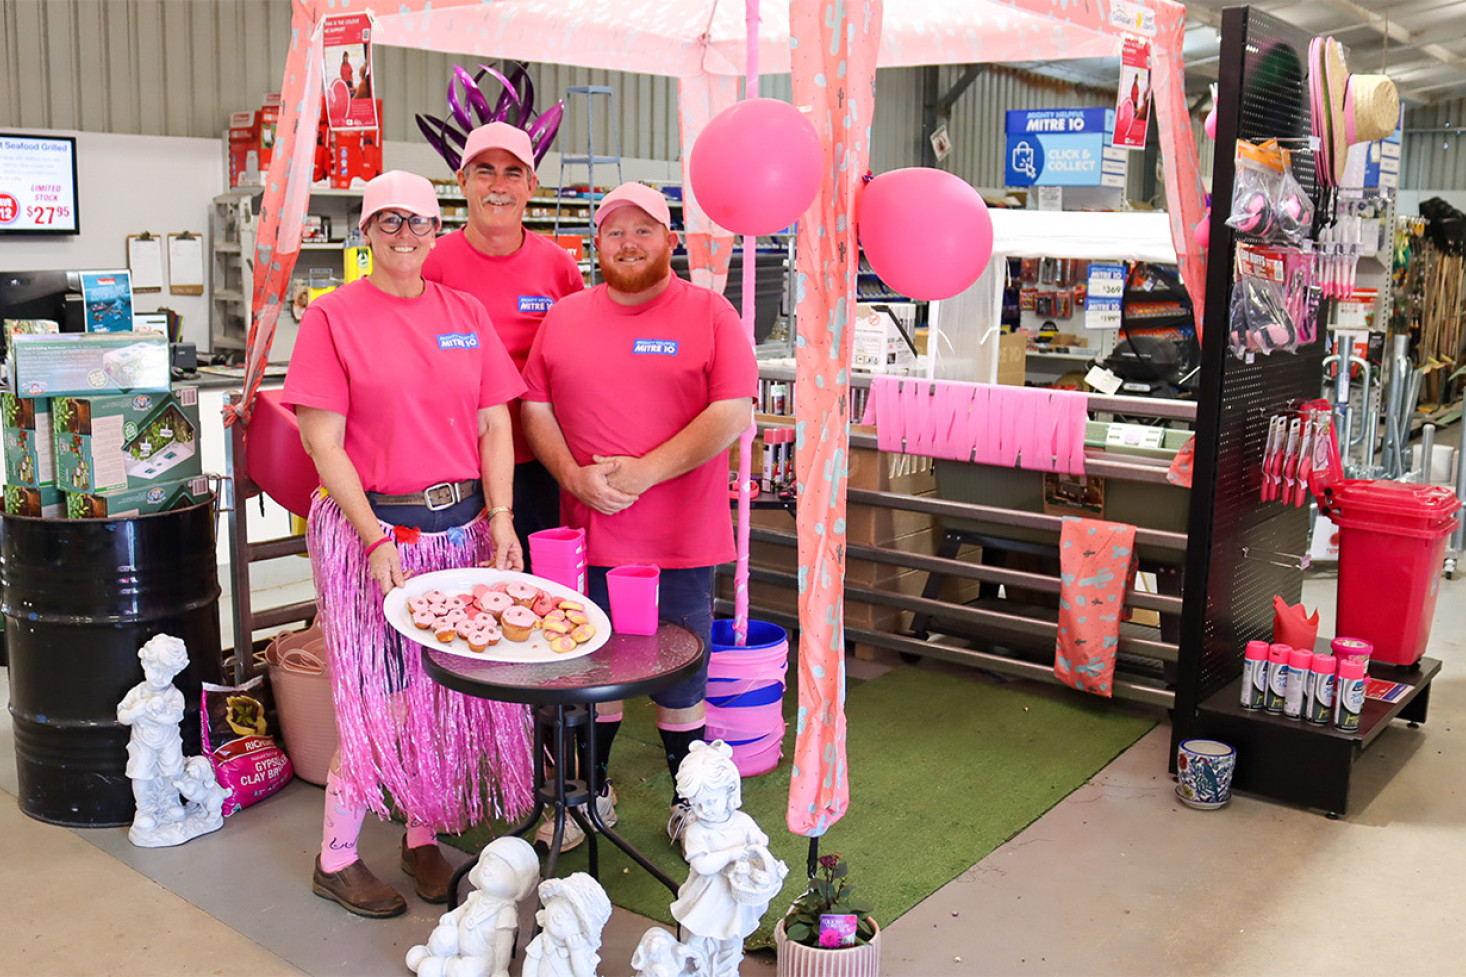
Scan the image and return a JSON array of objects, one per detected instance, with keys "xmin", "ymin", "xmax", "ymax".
[{"xmin": 1054, "ymin": 516, "xmax": 1139, "ymax": 698}]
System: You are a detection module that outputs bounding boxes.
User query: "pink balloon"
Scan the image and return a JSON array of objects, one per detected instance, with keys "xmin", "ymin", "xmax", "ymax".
[
  {"xmin": 857, "ymin": 168, "xmax": 994, "ymax": 301},
  {"xmin": 1194, "ymin": 208, "xmax": 1210, "ymax": 250},
  {"xmin": 689, "ymin": 98, "xmax": 823, "ymax": 236},
  {"xmin": 244, "ymin": 389, "xmax": 318, "ymax": 519},
  {"xmin": 1204, "ymin": 107, "xmax": 1217, "ymax": 141}
]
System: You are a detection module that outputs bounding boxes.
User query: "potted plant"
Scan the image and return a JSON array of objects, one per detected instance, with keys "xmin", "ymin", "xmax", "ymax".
[{"xmin": 774, "ymin": 852, "xmax": 880, "ymax": 977}]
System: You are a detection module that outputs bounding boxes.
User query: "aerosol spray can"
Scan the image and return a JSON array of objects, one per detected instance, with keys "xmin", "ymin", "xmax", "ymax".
[
  {"xmin": 1284, "ymin": 647, "xmax": 1314, "ymax": 719},
  {"xmin": 770, "ymin": 382, "xmax": 788, "ymax": 416},
  {"xmin": 1335, "ymin": 658, "xmax": 1367, "ymax": 731},
  {"xmin": 1265, "ymin": 643, "xmax": 1291, "ymax": 714},
  {"xmin": 1306, "ymin": 655, "xmax": 1337, "ymax": 725},
  {"xmin": 1241, "ymin": 640, "xmax": 1269, "ymax": 710}
]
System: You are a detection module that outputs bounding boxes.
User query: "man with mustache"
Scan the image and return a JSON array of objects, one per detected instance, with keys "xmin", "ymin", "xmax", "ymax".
[
  {"xmin": 424, "ymin": 122, "xmax": 585, "ymax": 569},
  {"xmin": 522, "ymin": 182, "xmax": 758, "ymax": 845}
]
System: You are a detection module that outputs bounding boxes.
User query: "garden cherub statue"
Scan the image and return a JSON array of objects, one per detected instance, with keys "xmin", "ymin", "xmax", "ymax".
[
  {"xmin": 630, "ymin": 927, "xmax": 705, "ymax": 977},
  {"xmin": 406, "ymin": 835, "xmax": 541, "ymax": 977},
  {"xmin": 117, "ymin": 634, "xmax": 227, "ymax": 847},
  {"xmin": 669, "ymin": 740, "xmax": 789, "ymax": 977},
  {"xmin": 520, "ymin": 873, "xmax": 613, "ymax": 977}
]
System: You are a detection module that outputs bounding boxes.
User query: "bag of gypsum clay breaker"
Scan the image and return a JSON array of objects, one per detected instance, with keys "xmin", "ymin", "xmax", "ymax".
[{"xmin": 201, "ymin": 675, "xmax": 294, "ymax": 814}]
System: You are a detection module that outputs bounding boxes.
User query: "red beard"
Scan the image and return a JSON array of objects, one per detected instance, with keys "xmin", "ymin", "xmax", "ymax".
[{"xmin": 599, "ymin": 248, "xmax": 672, "ymax": 294}]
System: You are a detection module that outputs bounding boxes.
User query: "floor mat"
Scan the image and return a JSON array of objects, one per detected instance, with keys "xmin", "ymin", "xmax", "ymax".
[{"xmin": 445, "ymin": 662, "xmax": 1156, "ymax": 949}]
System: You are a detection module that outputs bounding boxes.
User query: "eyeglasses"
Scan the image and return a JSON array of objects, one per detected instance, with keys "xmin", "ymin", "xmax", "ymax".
[{"xmin": 373, "ymin": 212, "xmax": 439, "ymax": 236}]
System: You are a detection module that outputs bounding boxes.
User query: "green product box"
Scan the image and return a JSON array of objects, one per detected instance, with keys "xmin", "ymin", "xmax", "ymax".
[
  {"xmin": 62, "ymin": 474, "xmax": 210, "ymax": 519},
  {"xmin": 9, "ymin": 331, "xmax": 170, "ymax": 397},
  {"xmin": 2, "ymin": 393, "xmax": 56, "ymax": 488},
  {"xmin": 5, "ymin": 318, "xmax": 60, "ymax": 362},
  {"xmin": 4, "ymin": 483, "xmax": 63, "ymax": 518},
  {"xmin": 52, "ymin": 387, "xmax": 201, "ymax": 493}
]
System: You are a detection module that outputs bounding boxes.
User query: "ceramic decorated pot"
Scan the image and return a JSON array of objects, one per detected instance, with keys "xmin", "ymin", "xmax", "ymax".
[
  {"xmin": 1176, "ymin": 738, "xmax": 1237, "ymax": 810},
  {"xmin": 774, "ymin": 918, "xmax": 881, "ymax": 977}
]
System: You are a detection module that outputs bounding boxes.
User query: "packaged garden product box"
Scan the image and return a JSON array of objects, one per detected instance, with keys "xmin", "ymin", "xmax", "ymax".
[
  {"xmin": 62, "ymin": 474, "xmax": 210, "ymax": 519},
  {"xmin": 9, "ymin": 331, "xmax": 170, "ymax": 397},
  {"xmin": 2, "ymin": 392, "xmax": 56, "ymax": 488},
  {"xmin": 52, "ymin": 387, "xmax": 200, "ymax": 493},
  {"xmin": 4, "ymin": 482, "xmax": 63, "ymax": 518},
  {"xmin": 5, "ymin": 317, "xmax": 60, "ymax": 362}
]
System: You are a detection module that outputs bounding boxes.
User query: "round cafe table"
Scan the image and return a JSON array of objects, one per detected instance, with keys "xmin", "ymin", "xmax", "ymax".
[{"xmin": 422, "ymin": 622, "xmax": 705, "ymax": 905}]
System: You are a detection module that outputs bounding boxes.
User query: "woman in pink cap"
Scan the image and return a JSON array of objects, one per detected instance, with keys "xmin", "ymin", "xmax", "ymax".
[{"xmin": 283, "ymin": 169, "xmax": 533, "ymax": 918}]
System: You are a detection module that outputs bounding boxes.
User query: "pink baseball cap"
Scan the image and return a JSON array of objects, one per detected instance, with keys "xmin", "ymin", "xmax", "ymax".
[
  {"xmin": 358, "ymin": 170, "xmax": 442, "ymax": 230},
  {"xmin": 594, "ymin": 182, "xmax": 673, "ymax": 230},
  {"xmin": 460, "ymin": 121, "xmax": 536, "ymax": 171}
]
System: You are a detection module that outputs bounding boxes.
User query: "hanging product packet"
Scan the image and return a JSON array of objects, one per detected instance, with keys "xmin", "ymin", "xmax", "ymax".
[
  {"xmin": 1229, "ymin": 243, "xmax": 1297, "ymax": 359},
  {"xmin": 1226, "ymin": 140, "xmax": 1311, "ymax": 245},
  {"xmin": 201, "ymin": 675, "xmax": 294, "ymax": 815}
]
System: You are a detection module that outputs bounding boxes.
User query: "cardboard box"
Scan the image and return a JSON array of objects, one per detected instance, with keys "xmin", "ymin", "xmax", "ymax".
[
  {"xmin": 853, "ymin": 303, "xmax": 918, "ymax": 374},
  {"xmin": 52, "ymin": 387, "xmax": 200, "ymax": 493},
  {"xmin": 5, "ymin": 317, "xmax": 60, "ymax": 362},
  {"xmin": 4, "ymin": 482, "xmax": 62, "ymax": 518},
  {"xmin": 997, "ymin": 330, "xmax": 1027, "ymax": 386},
  {"xmin": 2, "ymin": 393, "xmax": 56, "ymax": 488},
  {"xmin": 62, "ymin": 474, "xmax": 210, "ymax": 519},
  {"xmin": 9, "ymin": 332, "xmax": 170, "ymax": 397},
  {"xmin": 327, "ymin": 103, "xmax": 383, "ymax": 189}
]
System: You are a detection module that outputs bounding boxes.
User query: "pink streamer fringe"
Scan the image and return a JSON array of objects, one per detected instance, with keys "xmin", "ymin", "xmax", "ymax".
[{"xmin": 307, "ymin": 495, "xmax": 533, "ymax": 831}]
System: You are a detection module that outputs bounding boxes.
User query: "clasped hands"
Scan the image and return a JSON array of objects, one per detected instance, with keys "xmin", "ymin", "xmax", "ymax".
[{"xmin": 568, "ymin": 454, "xmax": 652, "ymax": 515}]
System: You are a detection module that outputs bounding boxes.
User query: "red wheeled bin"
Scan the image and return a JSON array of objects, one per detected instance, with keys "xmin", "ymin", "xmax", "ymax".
[{"xmin": 1319, "ymin": 480, "xmax": 1461, "ymax": 666}]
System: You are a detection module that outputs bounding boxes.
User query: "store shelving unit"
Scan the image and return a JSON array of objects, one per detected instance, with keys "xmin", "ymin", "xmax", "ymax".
[{"xmin": 1172, "ymin": 5, "xmax": 1439, "ymax": 816}]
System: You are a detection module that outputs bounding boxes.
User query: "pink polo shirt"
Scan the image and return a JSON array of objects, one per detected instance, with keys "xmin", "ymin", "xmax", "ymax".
[
  {"xmin": 282, "ymin": 278, "xmax": 525, "ymax": 495},
  {"xmin": 521, "ymin": 275, "xmax": 758, "ymax": 568},
  {"xmin": 422, "ymin": 229, "xmax": 585, "ymax": 463}
]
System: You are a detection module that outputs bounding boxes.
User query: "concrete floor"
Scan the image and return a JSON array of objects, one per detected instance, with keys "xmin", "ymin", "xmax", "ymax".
[{"xmin": 4, "ymin": 570, "xmax": 1464, "ymax": 976}]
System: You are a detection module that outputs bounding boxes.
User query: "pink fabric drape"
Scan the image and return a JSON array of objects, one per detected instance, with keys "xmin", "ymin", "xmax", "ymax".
[
  {"xmin": 678, "ymin": 74, "xmax": 740, "ymax": 294},
  {"xmin": 786, "ymin": 0, "xmax": 882, "ymax": 839}
]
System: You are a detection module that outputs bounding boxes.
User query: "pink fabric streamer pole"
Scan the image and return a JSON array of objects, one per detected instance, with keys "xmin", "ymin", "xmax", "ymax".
[
  {"xmin": 307, "ymin": 496, "xmax": 534, "ymax": 830},
  {"xmin": 730, "ymin": 0, "xmax": 764, "ymax": 647}
]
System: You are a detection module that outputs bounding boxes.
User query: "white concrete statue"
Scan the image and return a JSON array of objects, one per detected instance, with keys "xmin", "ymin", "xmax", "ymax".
[
  {"xmin": 631, "ymin": 927, "xmax": 706, "ymax": 977},
  {"xmin": 669, "ymin": 740, "xmax": 789, "ymax": 977},
  {"xmin": 521, "ymin": 873, "xmax": 613, "ymax": 977},
  {"xmin": 406, "ymin": 836, "xmax": 541, "ymax": 977},
  {"xmin": 117, "ymin": 634, "xmax": 227, "ymax": 847}
]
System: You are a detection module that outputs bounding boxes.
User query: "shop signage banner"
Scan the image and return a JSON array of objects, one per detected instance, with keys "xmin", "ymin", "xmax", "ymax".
[
  {"xmin": 320, "ymin": 13, "xmax": 378, "ymax": 131},
  {"xmin": 1005, "ymin": 109, "xmax": 1127, "ymax": 187},
  {"xmin": 1113, "ymin": 35, "xmax": 1152, "ymax": 150}
]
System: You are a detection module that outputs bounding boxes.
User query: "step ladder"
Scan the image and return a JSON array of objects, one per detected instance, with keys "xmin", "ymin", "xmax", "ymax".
[{"xmin": 556, "ymin": 85, "xmax": 623, "ymax": 284}]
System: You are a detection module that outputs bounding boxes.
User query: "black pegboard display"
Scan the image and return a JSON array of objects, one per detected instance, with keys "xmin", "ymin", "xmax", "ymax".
[{"xmin": 1172, "ymin": 7, "xmax": 1327, "ymax": 755}]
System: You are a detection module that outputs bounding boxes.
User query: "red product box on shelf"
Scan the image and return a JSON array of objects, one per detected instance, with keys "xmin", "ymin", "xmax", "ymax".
[
  {"xmin": 228, "ymin": 111, "xmax": 260, "ymax": 188},
  {"xmin": 327, "ymin": 100, "xmax": 383, "ymax": 189}
]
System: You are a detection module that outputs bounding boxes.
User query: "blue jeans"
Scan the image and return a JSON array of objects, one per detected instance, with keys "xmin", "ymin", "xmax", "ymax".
[{"xmin": 587, "ymin": 566, "xmax": 713, "ymax": 709}]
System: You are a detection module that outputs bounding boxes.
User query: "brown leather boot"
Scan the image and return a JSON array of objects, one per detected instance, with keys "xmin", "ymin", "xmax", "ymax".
[
  {"xmin": 312, "ymin": 856, "xmax": 407, "ymax": 918},
  {"xmin": 400, "ymin": 838, "xmax": 453, "ymax": 904}
]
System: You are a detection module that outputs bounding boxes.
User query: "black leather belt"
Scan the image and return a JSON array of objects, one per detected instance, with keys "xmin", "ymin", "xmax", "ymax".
[{"xmin": 369, "ymin": 480, "xmax": 480, "ymax": 511}]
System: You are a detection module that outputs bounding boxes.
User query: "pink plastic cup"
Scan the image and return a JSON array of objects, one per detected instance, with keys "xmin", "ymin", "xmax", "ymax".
[
  {"xmin": 528, "ymin": 527, "xmax": 585, "ymax": 565},
  {"xmin": 535, "ymin": 561, "xmax": 586, "ymax": 595},
  {"xmin": 606, "ymin": 564, "xmax": 660, "ymax": 635}
]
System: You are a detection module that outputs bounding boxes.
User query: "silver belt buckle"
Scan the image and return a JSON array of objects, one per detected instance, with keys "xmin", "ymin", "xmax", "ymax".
[{"xmin": 424, "ymin": 481, "xmax": 458, "ymax": 511}]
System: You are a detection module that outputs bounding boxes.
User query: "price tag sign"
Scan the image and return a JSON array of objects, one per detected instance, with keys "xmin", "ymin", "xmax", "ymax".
[
  {"xmin": 1085, "ymin": 262, "xmax": 1125, "ymax": 330},
  {"xmin": 0, "ymin": 135, "xmax": 79, "ymax": 233}
]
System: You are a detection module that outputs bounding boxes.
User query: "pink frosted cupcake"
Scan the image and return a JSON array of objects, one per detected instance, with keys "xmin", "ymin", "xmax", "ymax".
[{"xmin": 500, "ymin": 605, "xmax": 537, "ymax": 642}]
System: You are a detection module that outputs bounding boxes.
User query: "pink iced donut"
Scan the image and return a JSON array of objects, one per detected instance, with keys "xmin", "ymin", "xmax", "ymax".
[
  {"xmin": 477, "ymin": 592, "xmax": 514, "ymax": 618},
  {"xmin": 506, "ymin": 581, "xmax": 539, "ymax": 606}
]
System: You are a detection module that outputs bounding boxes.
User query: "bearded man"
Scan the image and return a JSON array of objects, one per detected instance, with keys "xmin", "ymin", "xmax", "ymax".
[{"xmin": 521, "ymin": 181, "xmax": 758, "ymax": 844}]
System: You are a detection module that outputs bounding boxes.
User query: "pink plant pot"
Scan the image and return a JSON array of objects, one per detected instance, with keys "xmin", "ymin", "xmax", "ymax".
[{"xmin": 775, "ymin": 919, "xmax": 881, "ymax": 977}]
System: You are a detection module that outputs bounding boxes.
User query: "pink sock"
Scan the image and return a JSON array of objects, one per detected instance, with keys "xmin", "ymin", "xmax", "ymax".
[
  {"xmin": 405, "ymin": 821, "xmax": 437, "ymax": 849},
  {"xmin": 320, "ymin": 768, "xmax": 366, "ymax": 873}
]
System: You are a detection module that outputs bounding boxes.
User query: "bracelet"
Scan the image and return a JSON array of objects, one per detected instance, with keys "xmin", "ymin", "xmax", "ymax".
[
  {"xmin": 487, "ymin": 506, "xmax": 513, "ymax": 520},
  {"xmin": 364, "ymin": 535, "xmax": 394, "ymax": 557}
]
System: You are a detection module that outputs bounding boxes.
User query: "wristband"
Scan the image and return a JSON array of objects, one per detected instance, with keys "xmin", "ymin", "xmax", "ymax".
[
  {"xmin": 364, "ymin": 535, "xmax": 394, "ymax": 558},
  {"xmin": 487, "ymin": 506, "xmax": 513, "ymax": 520}
]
